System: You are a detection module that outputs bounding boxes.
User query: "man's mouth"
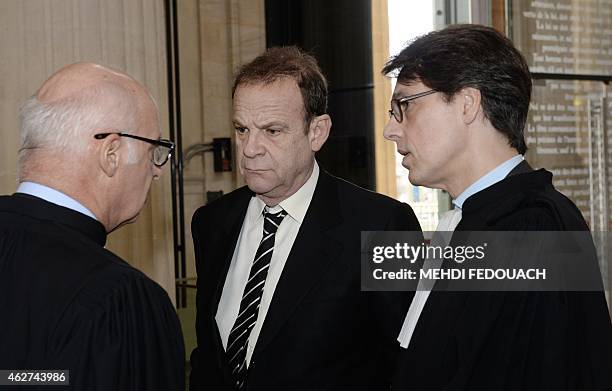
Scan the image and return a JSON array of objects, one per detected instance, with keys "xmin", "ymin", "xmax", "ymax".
[{"xmin": 243, "ymin": 167, "xmax": 268, "ymax": 173}]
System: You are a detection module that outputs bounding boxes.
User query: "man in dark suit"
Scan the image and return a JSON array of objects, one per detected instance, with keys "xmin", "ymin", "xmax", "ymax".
[
  {"xmin": 383, "ymin": 24, "xmax": 612, "ymax": 390},
  {"xmin": 0, "ymin": 63, "xmax": 184, "ymax": 389},
  {"xmin": 189, "ymin": 46, "xmax": 421, "ymax": 391}
]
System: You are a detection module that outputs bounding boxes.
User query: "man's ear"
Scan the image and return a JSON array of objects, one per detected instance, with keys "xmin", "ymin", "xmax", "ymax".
[
  {"xmin": 309, "ymin": 114, "xmax": 331, "ymax": 152},
  {"xmin": 98, "ymin": 134, "xmax": 121, "ymax": 177},
  {"xmin": 460, "ymin": 87, "xmax": 481, "ymax": 125}
]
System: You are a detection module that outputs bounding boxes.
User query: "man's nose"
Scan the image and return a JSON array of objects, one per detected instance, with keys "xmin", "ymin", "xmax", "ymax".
[
  {"xmin": 241, "ymin": 131, "xmax": 265, "ymax": 157},
  {"xmin": 383, "ymin": 119, "xmax": 401, "ymax": 141}
]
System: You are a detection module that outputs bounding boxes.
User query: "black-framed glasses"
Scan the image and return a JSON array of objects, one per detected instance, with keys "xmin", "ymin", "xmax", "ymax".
[
  {"xmin": 94, "ymin": 132, "xmax": 175, "ymax": 167},
  {"xmin": 388, "ymin": 89, "xmax": 437, "ymax": 123}
]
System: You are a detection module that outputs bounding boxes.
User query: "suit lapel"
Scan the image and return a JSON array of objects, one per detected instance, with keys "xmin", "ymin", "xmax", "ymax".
[
  {"xmin": 212, "ymin": 188, "xmax": 253, "ymax": 311},
  {"xmin": 209, "ymin": 187, "xmax": 252, "ymax": 382},
  {"xmin": 252, "ymin": 170, "xmax": 344, "ymax": 357}
]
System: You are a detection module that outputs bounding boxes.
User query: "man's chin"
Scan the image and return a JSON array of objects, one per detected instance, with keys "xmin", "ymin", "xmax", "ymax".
[
  {"xmin": 247, "ymin": 183, "xmax": 272, "ymax": 195},
  {"xmin": 246, "ymin": 178, "xmax": 277, "ymax": 196},
  {"xmin": 245, "ymin": 172, "xmax": 269, "ymax": 185},
  {"xmin": 407, "ymin": 171, "xmax": 424, "ymax": 187}
]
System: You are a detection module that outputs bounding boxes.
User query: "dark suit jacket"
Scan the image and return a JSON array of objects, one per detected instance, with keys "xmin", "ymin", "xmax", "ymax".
[
  {"xmin": 392, "ymin": 161, "xmax": 612, "ymax": 391},
  {"xmin": 190, "ymin": 169, "xmax": 422, "ymax": 391}
]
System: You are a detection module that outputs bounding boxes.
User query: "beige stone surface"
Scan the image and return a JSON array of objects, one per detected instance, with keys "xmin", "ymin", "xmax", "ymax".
[
  {"xmin": 178, "ymin": 0, "xmax": 265, "ymax": 280},
  {"xmin": 371, "ymin": 0, "xmax": 397, "ymax": 198}
]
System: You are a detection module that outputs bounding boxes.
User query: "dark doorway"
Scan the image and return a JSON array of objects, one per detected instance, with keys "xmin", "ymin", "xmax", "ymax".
[{"xmin": 266, "ymin": 0, "xmax": 376, "ymax": 190}]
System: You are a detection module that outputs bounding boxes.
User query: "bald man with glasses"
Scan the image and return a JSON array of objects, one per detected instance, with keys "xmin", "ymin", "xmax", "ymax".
[{"xmin": 0, "ymin": 62, "xmax": 184, "ymax": 390}]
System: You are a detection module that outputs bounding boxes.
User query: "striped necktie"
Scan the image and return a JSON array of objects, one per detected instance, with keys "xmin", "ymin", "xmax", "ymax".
[{"xmin": 226, "ymin": 208, "xmax": 287, "ymax": 390}]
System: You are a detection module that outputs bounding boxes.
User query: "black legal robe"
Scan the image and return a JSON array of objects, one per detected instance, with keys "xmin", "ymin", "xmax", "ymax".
[
  {"xmin": 393, "ymin": 163, "xmax": 612, "ymax": 391},
  {"xmin": 0, "ymin": 193, "xmax": 185, "ymax": 390}
]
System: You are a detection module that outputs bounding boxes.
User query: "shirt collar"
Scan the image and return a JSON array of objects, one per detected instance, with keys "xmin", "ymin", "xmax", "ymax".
[
  {"xmin": 453, "ymin": 155, "xmax": 524, "ymax": 209},
  {"xmin": 16, "ymin": 181, "xmax": 98, "ymax": 220},
  {"xmin": 250, "ymin": 161, "xmax": 320, "ymax": 224}
]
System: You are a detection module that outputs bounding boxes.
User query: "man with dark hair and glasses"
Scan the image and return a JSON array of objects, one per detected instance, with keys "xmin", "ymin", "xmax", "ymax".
[
  {"xmin": 383, "ymin": 24, "xmax": 612, "ymax": 390},
  {"xmin": 0, "ymin": 62, "xmax": 184, "ymax": 390}
]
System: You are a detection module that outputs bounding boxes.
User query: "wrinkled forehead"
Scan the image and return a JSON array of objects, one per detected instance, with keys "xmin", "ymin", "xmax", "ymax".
[{"xmin": 234, "ymin": 79, "xmax": 304, "ymax": 115}]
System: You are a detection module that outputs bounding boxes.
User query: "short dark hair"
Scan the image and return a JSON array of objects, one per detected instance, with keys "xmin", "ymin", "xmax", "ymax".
[
  {"xmin": 382, "ymin": 24, "xmax": 531, "ymax": 154},
  {"xmin": 232, "ymin": 46, "xmax": 328, "ymax": 124}
]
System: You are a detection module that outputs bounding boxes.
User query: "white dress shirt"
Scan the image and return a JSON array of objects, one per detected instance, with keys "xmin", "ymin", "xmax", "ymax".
[
  {"xmin": 216, "ymin": 162, "xmax": 320, "ymax": 366},
  {"xmin": 397, "ymin": 155, "xmax": 524, "ymax": 348},
  {"xmin": 16, "ymin": 181, "xmax": 98, "ymax": 220}
]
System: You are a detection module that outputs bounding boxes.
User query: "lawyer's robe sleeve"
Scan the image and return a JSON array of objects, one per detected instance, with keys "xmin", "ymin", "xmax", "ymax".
[
  {"xmin": 49, "ymin": 269, "xmax": 185, "ymax": 391},
  {"xmin": 461, "ymin": 208, "xmax": 612, "ymax": 390}
]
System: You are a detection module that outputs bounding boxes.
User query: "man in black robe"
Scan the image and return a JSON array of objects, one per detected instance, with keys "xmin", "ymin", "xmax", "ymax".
[
  {"xmin": 382, "ymin": 24, "xmax": 612, "ymax": 390},
  {"xmin": 0, "ymin": 62, "xmax": 184, "ymax": 390}
]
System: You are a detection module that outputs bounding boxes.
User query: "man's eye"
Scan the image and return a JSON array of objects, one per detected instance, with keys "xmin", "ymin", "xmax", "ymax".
[
  {"xmin": 235, "ymin": 127, "xmax": 248, "ymax": 134},
  {"xmin": 266, "ymin": 128, "xmax": 281, "ymax": 135}
]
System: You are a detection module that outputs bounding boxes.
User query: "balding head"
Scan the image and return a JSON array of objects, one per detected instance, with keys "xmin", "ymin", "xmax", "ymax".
[
  {"xmin": 37, "ymin": 62, "xmax": 140, "ymax": 102},
  {"xmin": 18, "ymin": 62, "xmax": 163, "ymax": 232},
  {"xmin": 20, "ymin": 63, "xmax": 157, "ymax": 169}
]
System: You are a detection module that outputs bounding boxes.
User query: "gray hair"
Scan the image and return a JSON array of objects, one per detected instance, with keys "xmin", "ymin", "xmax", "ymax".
[{"xmin": 19, "ymin": 82, "xmax": 138, "ymax": 172}]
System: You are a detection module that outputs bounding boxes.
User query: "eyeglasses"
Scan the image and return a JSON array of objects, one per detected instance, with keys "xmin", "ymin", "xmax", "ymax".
[
  {"xmin": 94, "ymin": 132, "xmax": 175, "ymax": 167},
  {"xmin": 388, "ymin": 89, "xmax": 437, "ymax": 123}
]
